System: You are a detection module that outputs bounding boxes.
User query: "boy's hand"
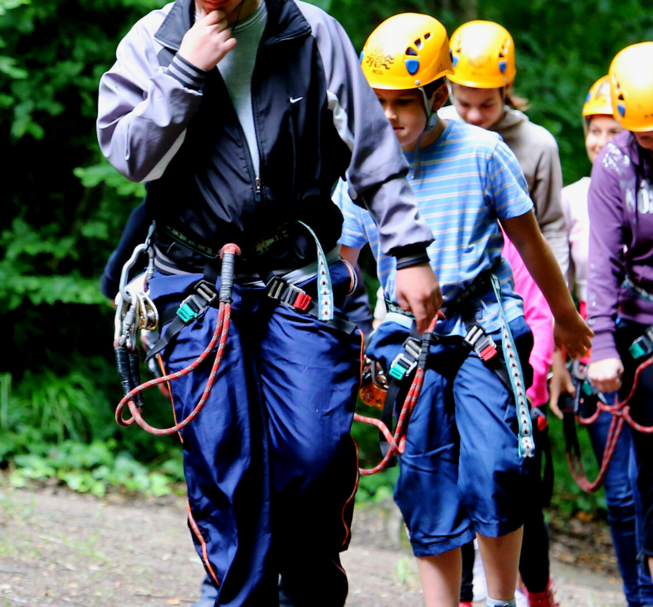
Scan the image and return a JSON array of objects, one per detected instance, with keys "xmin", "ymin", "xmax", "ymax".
[
  {"xmin": 549, "ymin": 349, "xmax": 574, "ymax": 419},
  {"xmin": 178, "ymin": 10, "xmax": 237, "ymax": 71},
  {"xmin": 588, "ymin": 358, "xmax": 624, "ymax": 394},
  {"xmin": 553, "ymin": 310, "xmax": 593, "ymax": 361},
  {"xmin": 395, "ymin": 263, "xmax": 442, "ymax": 334}
]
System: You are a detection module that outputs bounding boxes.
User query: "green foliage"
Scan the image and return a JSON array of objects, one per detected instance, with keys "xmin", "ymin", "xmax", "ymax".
[{"xmin": 7, "ymin": 440, "xmax": 185, "ymax": 497}]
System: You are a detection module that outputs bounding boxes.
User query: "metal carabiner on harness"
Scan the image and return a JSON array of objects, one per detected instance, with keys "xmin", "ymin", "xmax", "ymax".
[{"xmin": 114, "ymin": 223, "xmax": 159, "ymax": 409}]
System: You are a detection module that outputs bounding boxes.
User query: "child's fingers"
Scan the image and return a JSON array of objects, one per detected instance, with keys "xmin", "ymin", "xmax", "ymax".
[{"xmin": 201, "ymin": 9, "xmax": 226, "ymax": 24}]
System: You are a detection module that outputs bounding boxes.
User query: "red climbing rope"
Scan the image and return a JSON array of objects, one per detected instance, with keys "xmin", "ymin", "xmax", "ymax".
[
  {"xmin": 567, "ymin": 356, "xmax": 653, "ymax": 493},
  {"xmin": 354, "ymin": 316, "xmax": 439, "ymax": 476},
  {"xmin": 115, "ymin": 244, "xmax": 240, "ymax": 436}
]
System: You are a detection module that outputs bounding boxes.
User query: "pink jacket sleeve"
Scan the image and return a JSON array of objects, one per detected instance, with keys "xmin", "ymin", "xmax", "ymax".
[{"xmin": 503, "ymin": 234, "xmax": 555, "ymax": 407}]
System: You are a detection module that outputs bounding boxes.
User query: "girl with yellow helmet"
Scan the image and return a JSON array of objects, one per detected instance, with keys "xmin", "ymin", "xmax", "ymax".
[
  {"xmin": 440, "ymin": 20, "xmax": 568, "ymax": 276},
  {"xmin": 336, "ymin": 12, "xmax": 592, "ymax": 607},
  {"xmin": 586, "ymin": 42, "xmax": 653, "ymax": 583},
  {"xmin": 443, "ymin": 20, "xmax": 566, "ymax": 607},
  {"xmin": 551, "ymin": 76, "xmax": 653, "ymax": 607}
]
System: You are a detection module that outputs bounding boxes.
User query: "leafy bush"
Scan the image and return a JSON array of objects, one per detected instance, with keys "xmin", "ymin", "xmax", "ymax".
[{"xmin": 6, "ymin": 439, "xmax": 185, "ymax": 497}]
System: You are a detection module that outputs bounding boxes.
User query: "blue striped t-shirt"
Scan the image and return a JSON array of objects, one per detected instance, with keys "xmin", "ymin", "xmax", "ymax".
[{"xmin": 333, "ymin": 120, "xmax": 533, "ymax": 337}]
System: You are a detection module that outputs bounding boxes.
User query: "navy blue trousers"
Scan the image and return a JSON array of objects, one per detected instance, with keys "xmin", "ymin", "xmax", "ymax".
[
  {"xmin": 149, "ymin": 262, "xmax": 361, "ymax": 607},
  {"xmin": 367, "ymin": 316, "xmax": 535, "ymax": 557}
]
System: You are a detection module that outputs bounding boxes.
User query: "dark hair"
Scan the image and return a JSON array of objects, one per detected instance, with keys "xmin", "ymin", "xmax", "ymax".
[
  {"xmin": 505, "ymin": 88, "xmax": 530, "ymax": 112},
  {"xmin": 423, "ymin": 77, "xmax": 446, "ymax": 100}
]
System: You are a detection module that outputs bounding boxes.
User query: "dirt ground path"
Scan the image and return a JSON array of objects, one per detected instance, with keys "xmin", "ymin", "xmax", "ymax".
[{"xmin": 0, "ymin": 487, "xmax": 626, "ymax": 607}]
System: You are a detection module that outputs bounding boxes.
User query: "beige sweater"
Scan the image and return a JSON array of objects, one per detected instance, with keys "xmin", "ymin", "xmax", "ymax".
[{"xmin": 439, "ymin": 106, "xmax": 569, "ymax": 275}]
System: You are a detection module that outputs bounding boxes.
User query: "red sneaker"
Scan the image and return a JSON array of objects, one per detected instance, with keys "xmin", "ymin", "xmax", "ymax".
[
  {"xmin": 524, "ymin": 577, "xmax": 559, "ymax": 607},
  {"xmin": 459, "ymin": 602, "xmax": 473, "ymax": 607}
]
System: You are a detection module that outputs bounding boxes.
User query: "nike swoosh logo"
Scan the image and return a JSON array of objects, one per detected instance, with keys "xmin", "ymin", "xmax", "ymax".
[{"xmin": 290, "ymin": 97, "xmax": 303, "ymax": 104}]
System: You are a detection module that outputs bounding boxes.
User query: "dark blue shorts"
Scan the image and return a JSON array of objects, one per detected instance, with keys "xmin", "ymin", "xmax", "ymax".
[
  {"xmin": 367, "ymin": 316, "xmax": 535, "ymax": 557},
  {"xmin": 148, "ymin": 260, "xmax": 361, "ymax": 606}
]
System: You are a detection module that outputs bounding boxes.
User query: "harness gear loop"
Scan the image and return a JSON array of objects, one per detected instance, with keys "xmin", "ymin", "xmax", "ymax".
[{"xmin": 114, "ymin": 244, "xmax": 241, "ymax": 436}]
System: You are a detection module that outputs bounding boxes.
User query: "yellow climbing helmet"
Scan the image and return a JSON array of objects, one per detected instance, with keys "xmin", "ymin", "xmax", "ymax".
[
  {"xmin": 610, "ymin": 42, "xmax": 653, "ymax": 132},
  {"xmin": 448, "ymin": 20, "xmax": 516, "ymax": 88},
  {"xmin": 582, "ymin": 76, "xmax": 612, "ymax": 118},
  {"xmin": 360, "ymin": 13, "xmax": 454, "ymax": 91}
]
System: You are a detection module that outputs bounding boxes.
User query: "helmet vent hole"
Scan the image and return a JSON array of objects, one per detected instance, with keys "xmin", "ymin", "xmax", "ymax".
[
  {"xmin": 424, "ymin": 33, "xmax": 431, "ymax": 40},
  {"xmin": 414, "ymin": 38, "xmax": 423, "ymax": 49},
  {"xmin": 406, "ymin": 47, "xmax": 418, "ymax": 56}
]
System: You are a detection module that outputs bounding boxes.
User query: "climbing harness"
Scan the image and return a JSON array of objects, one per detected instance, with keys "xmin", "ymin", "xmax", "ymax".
[
  {"xmin": 564, "ymin": 278, "xmax": 653, "ymax": 493},
  {"xmin": 113, "ymin": 220, "xmax": 353, "ymax": 437},
  {"xmin": 114, "ymin": 242, "xmax": 241, "ymax": 435},
  {"xmin": 355, "ymin": 263, "xmax": 534, "ymax": 476},
  {"xmin": 562, "ymin": 354, "xmax": 653, "ymax": 493}
]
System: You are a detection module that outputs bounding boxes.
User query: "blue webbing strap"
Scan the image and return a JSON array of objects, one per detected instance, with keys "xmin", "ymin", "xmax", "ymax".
[
  {"xmin": 298, "ymin": 221, "xmax": 334, "ymax": 322},
  {"xmin": 490, "ymin": 274, "xmax": 535, "ymax": 459}
]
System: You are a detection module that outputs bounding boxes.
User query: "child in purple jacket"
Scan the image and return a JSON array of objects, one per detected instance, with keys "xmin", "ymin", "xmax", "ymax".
[{"xmin": 588, "ymin": 42, "xmax": 653, "ymax": 579}]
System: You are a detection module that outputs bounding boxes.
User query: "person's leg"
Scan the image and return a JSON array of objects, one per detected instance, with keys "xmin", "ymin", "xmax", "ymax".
[
  {"xmin": 418, "ymin": 548, "xmax": 463, "ymax": 607},
  {"xmin": 477, "ymin": 528, "xmax": 524, "ymax": 601},
  {"xmin": 156, "ymin": 276, "xmax": 279, "ymax": 607},
  {"xmin": 518, "ymin": 422, "xmax": 551, "ymax": 596},
  {"xmin": 587, "ymin": 408, "xmax": 642, "ymax": 607},
  {"xmin": 259, "ymin": 261, "xmax": 361, "ymax": 607},
  {"xmin": 191, "ymin": 574, "xmax": 219, "ymax": 607},
  {"xmin": 369, "ymin": 324, "xmax": 474, "ymax": 606},
  {"xmin": 460, "ymin": 540, "xmax": 476, "ymax": 604},
  {"xmin": 630, "ymin": 442, "xmax": 653, "ymax": 606},
  {"xmin": 518, "ymin": 506, "xmax": 550, "ymax": 595},
  {"xmin": 617, "ymin": 323, "xmax": 653, "ymax": 586},
  {"xmin": 454, "ymin": 318, "xmax": 535, "ymax": 605}
]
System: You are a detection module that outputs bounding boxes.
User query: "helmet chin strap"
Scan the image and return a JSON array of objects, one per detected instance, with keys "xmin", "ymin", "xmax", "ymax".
[{"xmin": 413, "ymin": 89, "xmax": 438, "ymax": 180}]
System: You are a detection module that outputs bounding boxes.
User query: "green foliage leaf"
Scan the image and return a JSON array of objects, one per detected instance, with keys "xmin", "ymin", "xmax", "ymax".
[{"xmin": 0, "ymin": 55, "xmax": 27, "ymax": 79}]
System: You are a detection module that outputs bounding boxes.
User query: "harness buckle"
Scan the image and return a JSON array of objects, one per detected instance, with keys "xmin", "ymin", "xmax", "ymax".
[
  {"xmin": 267, "ymin": 276, "xmax": 313, "ymax": 312},
  {"xmin": 388, "ymin": 337, "xmax": 421, "ymax": 381},
  {"xmin": 630, "ymin": 328, "xmax": 653, "ymax": 359},
  {"xmin": 464, "ymin": 323, "xmax": 498, "ymax": 361},
  {"xmin": 177, "ymin": 280, "xmax": 219, "ymax": 324}
]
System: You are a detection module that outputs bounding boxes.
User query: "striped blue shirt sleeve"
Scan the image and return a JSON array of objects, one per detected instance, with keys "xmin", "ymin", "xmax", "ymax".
[
  {"xmin": 485, "ymin": 140, "xmax": 533, "ymax": 221},
  {"xmin": 333, "ymin": 179, "xmax": 370, "ymax": 249}
]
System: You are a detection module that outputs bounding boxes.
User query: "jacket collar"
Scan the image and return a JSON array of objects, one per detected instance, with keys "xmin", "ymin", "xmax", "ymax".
[{"xmin": 154, "ymin": 0, "xmax": 311, "ymax": 52}]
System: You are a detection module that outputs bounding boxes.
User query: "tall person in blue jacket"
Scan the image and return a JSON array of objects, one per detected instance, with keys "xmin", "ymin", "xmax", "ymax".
[{"xmin": 96, "ymin": 0, "xmax": 441, "ymax": 604}]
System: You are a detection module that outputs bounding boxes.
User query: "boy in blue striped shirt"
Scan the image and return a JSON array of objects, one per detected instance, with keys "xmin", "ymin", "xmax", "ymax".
[{"xmin": 334, "ymin": 14, "xmax": 592, "ymax": 607}]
